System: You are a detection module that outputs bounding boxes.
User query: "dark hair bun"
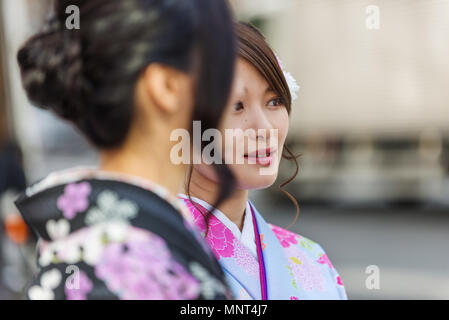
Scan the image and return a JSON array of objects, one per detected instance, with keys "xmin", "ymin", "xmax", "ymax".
[
  {"xmin": 16, "ymin": 0, "xmax": 236, "ymax": 151},
  {"xmin": 17, "ymin": 18, "xmax": 84, "ymax": 122}
]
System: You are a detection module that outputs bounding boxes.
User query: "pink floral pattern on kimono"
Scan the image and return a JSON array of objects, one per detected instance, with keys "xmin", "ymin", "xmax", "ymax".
[
  {"xmin": 183, "ymin": 199, "xmax": 235, "ymax": 259},
  {"xmin": 270, "ymin": 224, "xmax": 300, "ymax": 248},
  {"xmin": 95, "ymin": 231, "xmax": 200, "ymax": 300},
  {"xmin": 285, "ymin": 245, "xmax": 326, "ymax": 292},
  {"xmin": 57, "ymin": 182, "xmax": 91, "ymax": 220},
  {"xmin": 317, "ymin": 253, "xmax": 334, "ymax": 269},
  {"xmin": 181, "ymin": 198, "xmax": 348, "ymax": 299},
  {"xmin": 65, "ymin": 271, "xmax": 93, "ymax": 300}
]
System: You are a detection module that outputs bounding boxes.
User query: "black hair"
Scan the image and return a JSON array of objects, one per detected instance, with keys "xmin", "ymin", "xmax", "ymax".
[{"xmin": 17, "ymin": 0, "xmax": 236, "ymax": 207}]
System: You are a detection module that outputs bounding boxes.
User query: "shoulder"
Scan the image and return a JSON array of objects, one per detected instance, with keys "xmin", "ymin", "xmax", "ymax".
[
  {"xmin": 22, "ymin": 177, "xmax": 230, "ymax": 300},
  {"xmin": 268, "ymin": 223, "xmax": 324, "ymax": 255},
  {"xmin": 268, "ymin": 223, "xmax": 339, "ymax": 269},
  {"xmin": 268, "ymin": 223, "xmax": 348, "ymax": 299}
]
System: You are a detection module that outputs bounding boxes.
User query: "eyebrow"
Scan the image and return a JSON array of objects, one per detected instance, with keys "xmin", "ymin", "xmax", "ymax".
[{"xmin": 238, "ymin": 84, "xmax": 274, "ymax": 95}]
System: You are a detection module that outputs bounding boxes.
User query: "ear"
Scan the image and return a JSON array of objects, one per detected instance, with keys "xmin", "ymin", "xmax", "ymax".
[{"xmin": 141, "ymin": 63, "xmax": 193, "ymax": 115}]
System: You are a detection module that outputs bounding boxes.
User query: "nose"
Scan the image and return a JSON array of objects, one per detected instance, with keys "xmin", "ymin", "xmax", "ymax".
[{"xmin": 247, "ymin": 106, "xmax": 274, "ymax": 142}]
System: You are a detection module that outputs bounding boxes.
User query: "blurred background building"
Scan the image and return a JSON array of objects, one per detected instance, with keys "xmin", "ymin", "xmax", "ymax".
[
  {"xmin": 1, "ymin": 0, "xmax": 448, "ymax": 299},
  {"xmin": 231, "ymin": 0, "xmax": 449, "ymax": 207}
]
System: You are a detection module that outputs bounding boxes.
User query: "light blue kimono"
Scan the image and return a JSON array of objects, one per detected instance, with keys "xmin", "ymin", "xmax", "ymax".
[{"xmin": 181, "ymin": 197, "xmax": 348, "ymax": 300}]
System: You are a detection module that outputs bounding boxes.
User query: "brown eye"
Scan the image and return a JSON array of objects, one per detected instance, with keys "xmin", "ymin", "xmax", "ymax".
[
  {"xmin": 234, "ymin": 101, "xmax": 244, "ymax": 111},
  {"xmin": 267, "ymin": 97, "xmax": 285, "ymax": 107}
]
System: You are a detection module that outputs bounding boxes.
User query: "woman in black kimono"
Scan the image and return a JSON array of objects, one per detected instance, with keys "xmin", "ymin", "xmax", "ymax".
[{"xmin": 15, "ymin": 0, "xmax": 236, "ymax": 300}]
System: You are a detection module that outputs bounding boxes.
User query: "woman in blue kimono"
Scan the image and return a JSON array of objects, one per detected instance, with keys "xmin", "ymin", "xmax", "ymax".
[
  {"xmin": 180, "ymin": 23, "xmax": 348, "ymax": 300},
  {"xmin": 15, "ymin": 0, "xmax": 237, "ymax": 300}
]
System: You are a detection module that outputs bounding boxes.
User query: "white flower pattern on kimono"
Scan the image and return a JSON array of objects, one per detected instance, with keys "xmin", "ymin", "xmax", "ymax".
[
  {"xmin": 19, "ymin": 169, "xmax": 233, "ymax": 300},
  {"xmin": 28, "ymin": 269, "xmax": 62, "ymax": 300},
  {"xmin": 189, "ymin": 262, "xmax": 228, "ymax": 300},
  {"xmin": 46, "ymin": 219, "xmax": 70, "ymax": 240},
  {"xmin": 36, "ymin": 221, "xmax": 205, "ymax": 299},
  {"xmin": 85, "ymin": 190, "xmax": 138, "ymax": 225},
  {"xmin": 82, "ymin": 221, "xmax": 129, "ymax": 265},
  {"xmin": 38, "ymin": 221, "xmax": 133, "ymax": 267},
  {"xmin": 38, "ymin": 240, "xmax": 60, "ymax": 267},
  {"xmin": 38, "ymin": 237, "xmax": 81, "ymax": 267}
]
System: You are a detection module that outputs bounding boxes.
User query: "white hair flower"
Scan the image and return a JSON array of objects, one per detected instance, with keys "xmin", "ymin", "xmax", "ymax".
[{"xmin": 275, "ymin": 54, "xmax": 300, "ymax": 102}]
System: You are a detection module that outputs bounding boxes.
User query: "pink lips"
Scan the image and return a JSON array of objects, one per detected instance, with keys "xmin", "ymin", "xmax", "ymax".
[{"xmin": 244, "ymin": 148, "xmax": 276, "ymax": 166}]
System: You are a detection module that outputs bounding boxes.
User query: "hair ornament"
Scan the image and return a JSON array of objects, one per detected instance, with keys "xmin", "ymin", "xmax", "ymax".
[{"xmin": 275, "ymin": 53, "xmax": 300, "ymax": 102}]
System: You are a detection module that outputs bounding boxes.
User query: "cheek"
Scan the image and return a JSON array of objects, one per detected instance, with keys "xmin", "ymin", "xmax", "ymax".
[
  {"xmin": 280, "ymin": 110, "xmax": 290, "ymax": 136},
  {"xmin": 272, "ymin": 110, "xmax": 290, "ymax": 150},
  {"xmin": 219, "ymin": 118, "xmax": 248, "ymax": 162},
  {"xmin": 232, "ymin": 112, "xmax": 289, "ymax": 190}
]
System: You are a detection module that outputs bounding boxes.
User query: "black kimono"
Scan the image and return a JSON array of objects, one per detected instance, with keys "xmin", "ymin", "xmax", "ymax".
[{"xmin": 15, "ymin": 167, "xmax": 233, "ymax": 300}]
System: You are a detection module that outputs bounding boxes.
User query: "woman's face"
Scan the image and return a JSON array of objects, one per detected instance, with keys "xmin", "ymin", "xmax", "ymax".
[{"xmin": 195, "ymin": 57, "xmax": 290, "ymax": 190}]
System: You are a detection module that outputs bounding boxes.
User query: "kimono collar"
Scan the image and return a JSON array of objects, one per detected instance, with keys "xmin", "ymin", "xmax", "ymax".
[
  {"xmin": 249, "ymin": 201, "xmax": 299, "ymax": 299},
  {"xmin": 21, "ymin": 167, "xmax": 195, "ymax": 225},
  {"xmin": 178, "ymin": 194, "xmax": 257, "ymax": 258},
  {"xmin": 181, "ymin": 196, "xmax": 299, "ymax": 299},
  {"xmin": 15, "ymin": 167, "xmax": 200, "ymax": 242}
]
